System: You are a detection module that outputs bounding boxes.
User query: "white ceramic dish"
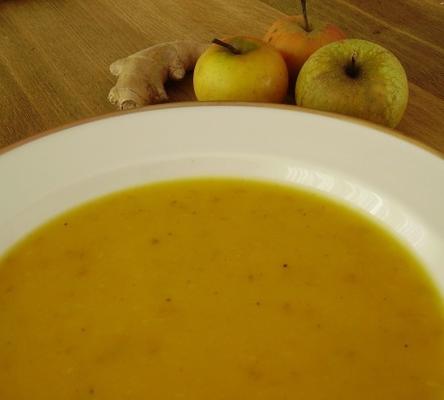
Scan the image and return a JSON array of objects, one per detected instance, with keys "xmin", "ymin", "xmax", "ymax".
[{"xmin": 1, "ymin": 104, "xmax": 443, "ymax": 294}]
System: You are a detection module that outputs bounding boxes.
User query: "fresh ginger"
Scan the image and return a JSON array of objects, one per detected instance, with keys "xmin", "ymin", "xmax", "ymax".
[{"xmin": 108, "ymin": 40, "xmax": 208, "ymax": 109}]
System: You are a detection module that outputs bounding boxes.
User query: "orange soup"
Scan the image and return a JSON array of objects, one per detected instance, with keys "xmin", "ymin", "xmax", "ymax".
[{"xmin": 0, "ymin": 178, "xmax": 443, "ymax": 399}]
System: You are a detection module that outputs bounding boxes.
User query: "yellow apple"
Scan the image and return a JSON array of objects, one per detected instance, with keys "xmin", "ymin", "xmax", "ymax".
[
  {"xmin": 296, "ymin": 39, "xmax": 409, "ymax": 128},
  {"xmin": 193, "ymin": 36, "xmax": 288, "ymax": 103}
]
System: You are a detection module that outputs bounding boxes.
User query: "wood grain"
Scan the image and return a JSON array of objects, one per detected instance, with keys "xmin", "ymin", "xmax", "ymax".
[{"xmin": 0, "ymin": 0, "xmax": 443, "ymax": 152}]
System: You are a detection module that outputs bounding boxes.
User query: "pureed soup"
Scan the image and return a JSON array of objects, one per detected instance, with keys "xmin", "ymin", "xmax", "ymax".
[{"xmin": 0, "ymin": 178, "xmax": 443, "ymax": 400}]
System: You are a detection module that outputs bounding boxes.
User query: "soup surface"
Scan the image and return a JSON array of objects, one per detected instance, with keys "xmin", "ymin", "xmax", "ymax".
[{"xmin": 0, "ymin": 179, "xmax": 443, "ymax": 399}]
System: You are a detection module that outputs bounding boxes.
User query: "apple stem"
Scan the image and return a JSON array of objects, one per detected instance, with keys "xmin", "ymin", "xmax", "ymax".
[
  {"xmin": 301, "ymin": 0, "xmax": 311, "ymax": 32},
  {"xmin": 212, "ymin": 38, "xmax": 241, "ymax": 55},
  {"xmin": 345, "ymin": 51, "xmax": 360, "ymax": 78}
]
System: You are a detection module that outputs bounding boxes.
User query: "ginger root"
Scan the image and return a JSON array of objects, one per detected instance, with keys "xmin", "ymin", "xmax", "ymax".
[{"xmin": 108, "ymin": 40, "xmax": 208, "ymax": 110}]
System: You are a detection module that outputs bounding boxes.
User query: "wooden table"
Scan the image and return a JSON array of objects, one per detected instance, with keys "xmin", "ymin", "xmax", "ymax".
[{"xmin": 1, "ymin": 0, "xmax": 443, "ymax": 152}]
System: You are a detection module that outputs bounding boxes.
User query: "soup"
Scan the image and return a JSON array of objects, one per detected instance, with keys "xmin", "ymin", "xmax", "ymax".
[{"xmin": 0, "ymin": 179, "xmax": 443, "ymax": 399}]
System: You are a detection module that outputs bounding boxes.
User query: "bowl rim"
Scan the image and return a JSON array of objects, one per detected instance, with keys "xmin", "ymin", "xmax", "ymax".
[
  {"xmin": 1, "ymin": 102, "xmax": 442, "ymax": 160},
  {"xmin": 1, "ymin": 100, "xmax": 443, "ymax": 294}
]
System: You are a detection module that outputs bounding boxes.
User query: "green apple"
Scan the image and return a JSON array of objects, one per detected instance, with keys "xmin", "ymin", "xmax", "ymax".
[
  {"xmin": 193, "ymin": 36, "xmax": 288, "ymax": 103},
  {"xmin": 296, "ymin": 39, "xmax": 409, "ymax": 128}
]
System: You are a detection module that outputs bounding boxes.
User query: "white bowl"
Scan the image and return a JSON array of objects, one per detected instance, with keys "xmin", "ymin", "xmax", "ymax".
[{"xmin": 1, "ymin": 104, "xmax": 443, "ymax": 295}]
